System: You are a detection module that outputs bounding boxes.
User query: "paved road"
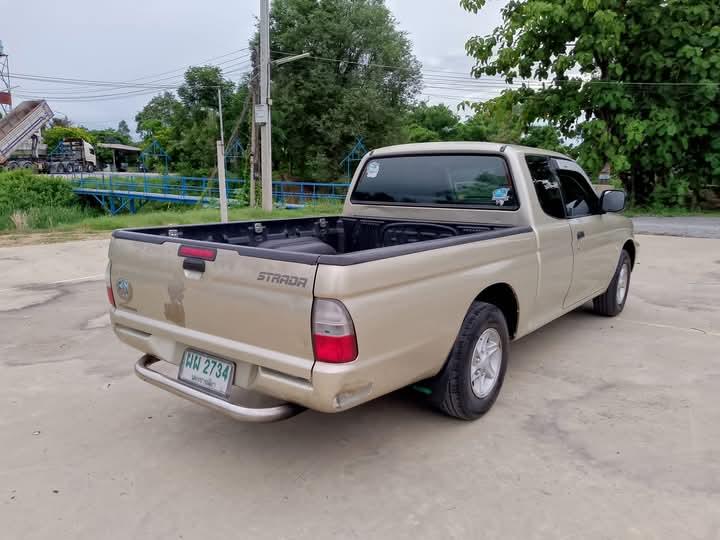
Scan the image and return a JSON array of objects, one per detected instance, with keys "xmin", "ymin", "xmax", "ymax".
[
  {"xmin": 1, "ymin": 235, "xmax": 719, "ymax": 539},
  {"xmin": 633, "ymin": 216, "xmax": 720, "ymax": 238}
]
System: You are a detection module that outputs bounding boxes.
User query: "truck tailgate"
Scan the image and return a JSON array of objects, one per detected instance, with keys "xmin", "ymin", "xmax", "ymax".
[{"xmin": 109, "ymin": 238, "xmax": 317, "ymax": 380}]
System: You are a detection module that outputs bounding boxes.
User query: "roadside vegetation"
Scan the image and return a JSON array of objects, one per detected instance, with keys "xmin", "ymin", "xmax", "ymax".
[{"xmin": 0, "ymin": 170, "xmax": 341, "ymax": 234}]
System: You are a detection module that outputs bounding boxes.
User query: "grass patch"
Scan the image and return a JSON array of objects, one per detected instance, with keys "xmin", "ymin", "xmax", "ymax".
[
  {"xmin": 624, "ymin": 207, "xmax": 720, "ymax": 217},
  {"xmin": 0, "ymin": 206, "xmax": 98, "ymax": 232},
  {"xmin": 0, "ymin": 202, "xmax": 343, "ymax": 235}
]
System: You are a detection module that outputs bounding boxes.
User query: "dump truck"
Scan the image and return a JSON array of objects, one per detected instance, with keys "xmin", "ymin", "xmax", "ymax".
[
  {"xmin": 0, "ymin": 100, "xmax": 53, "ymax": 170},
  {"xmin": 0, "ymin": 100, "xmax": 97, "ymax": 173},
  {"xmin": 107, "ymin": 142, "xmax": 637, "ymax": 422}
]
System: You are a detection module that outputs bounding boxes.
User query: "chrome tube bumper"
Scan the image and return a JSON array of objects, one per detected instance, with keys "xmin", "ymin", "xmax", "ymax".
[{"xmin": 134, "ymin": 355, "xmax": 304, "ymax": 423}]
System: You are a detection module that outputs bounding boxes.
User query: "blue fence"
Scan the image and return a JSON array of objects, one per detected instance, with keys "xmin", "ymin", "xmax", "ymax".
[{"xmin": 70, "ymin": 173, "xmax": 350, "ymax": 214}]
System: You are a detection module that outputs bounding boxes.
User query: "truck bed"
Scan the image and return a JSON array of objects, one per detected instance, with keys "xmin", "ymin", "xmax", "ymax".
[
  {"xmin": 0, "ymin": 100, "xmax": 53, "ymax": 163},
  {"xmin": 112, "ymin": 216, "xmax": 531, "ymax": 266}
]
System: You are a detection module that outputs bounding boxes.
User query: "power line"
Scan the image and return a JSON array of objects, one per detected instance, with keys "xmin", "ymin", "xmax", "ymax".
[
  {"xmin": 272, "ymin": 49, "xmax": 720, "ymax": 88},
  {"xmin": 14, "ymin": 72, "xmax": 252, "ymax": 102},
  {"xmin": 14, "ymin": 51, "xmax": 252, "ymax": 94},
  {"xmin": 126, "ymin": 47, "xmax": 250, "ymax": 83},
  {"xmin": 14, "ymin": 61, "xmax": 253, "ymax": 102}
]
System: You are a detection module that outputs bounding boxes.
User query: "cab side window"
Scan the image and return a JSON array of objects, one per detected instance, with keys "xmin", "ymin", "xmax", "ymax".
[
  {"xmin": 555, "ymin": 169, "xmax": 599, "ymax": 217},
  {"xmin": 526, "ymin": 155, "xmax": 565, "ymax": 219},
  {"xmin": 526, "ymin": 156, "xmax": 600, "ymax": 219}
]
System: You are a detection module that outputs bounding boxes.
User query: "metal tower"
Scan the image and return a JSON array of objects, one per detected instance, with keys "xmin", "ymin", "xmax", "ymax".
[{"xmin": 0, "ymin": 40, "xmax": 11, "ymax": 115}]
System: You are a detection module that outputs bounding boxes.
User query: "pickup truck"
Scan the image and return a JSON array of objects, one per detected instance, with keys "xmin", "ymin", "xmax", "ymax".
[{"xmin": 107, "ymin": 142, "xmax": 636, "ymax": 422}]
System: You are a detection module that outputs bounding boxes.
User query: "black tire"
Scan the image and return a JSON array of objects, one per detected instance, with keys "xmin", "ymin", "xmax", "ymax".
[
  {"xmin": 86, "ymin": 163, "xmax": 95, "ymax": 173},
  {"xmin": 593, "ymin": 250, "xmax": 632, "ymax": 317},
  {"xmin": 65, "ymin": 162, "xmax": 75, "ymax": 174},
  {"xmin": 430, "ymin": 302, "xmax": 510, "ymax": 420}
]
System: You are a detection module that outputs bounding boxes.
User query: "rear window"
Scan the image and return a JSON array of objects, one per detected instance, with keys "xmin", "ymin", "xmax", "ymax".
[{"xmin": 351, "ymin": 154, "xmax": 518, "ymax": 209}]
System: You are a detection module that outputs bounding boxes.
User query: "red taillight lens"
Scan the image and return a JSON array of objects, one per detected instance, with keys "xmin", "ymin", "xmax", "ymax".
[
  {"xmin": 107, "ymin": 286, "xmax": 116, "ymax": 307},
  {"xmin": 178, "ymin": 245, "xmax": 217, "ymax": 261},
  {"xmin": 312, "ymin": 299, "xmax": 358, "ymax": 363},
  {"xmin": 313, "ymin": 334, "xmax": 357, "ymax": 363}
]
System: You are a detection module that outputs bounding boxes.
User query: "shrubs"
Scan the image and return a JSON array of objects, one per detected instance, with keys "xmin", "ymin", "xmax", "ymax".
[
  {"xmin": 0, "ymin": 170, "xmax": 76, "ymax": 209},
  {"xmin": 0, "ymin": 170, "xmax": 86, "ymax": 231}
]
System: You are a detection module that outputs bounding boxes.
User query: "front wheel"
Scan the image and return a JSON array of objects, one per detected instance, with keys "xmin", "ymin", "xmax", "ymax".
[
  {"xmin": 593, "ymin": 250, "xmax": 632, "ymax": 317},
  {"xmin": 430, "ymin": 302, "xmax": 509, "ymax": 420}
]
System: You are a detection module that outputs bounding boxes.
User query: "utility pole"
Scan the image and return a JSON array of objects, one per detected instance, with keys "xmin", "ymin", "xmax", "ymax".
[
  {"xmin": 259, "ymin": 0, "xmax": 273, "ymax": 211},
  {"xmin": 216, "ymin": 87, "xmax": 228, "ymax": 221},
  {"xmin": 217, "ymin": 87, "xmax": 225, "ymax": 149},
  {"xmin": 249, "ymin": 81, "xmax": 256, "ymax": 207},
  {"xmin": 216, "ymin": 140, "xmax": 228, "ymax": 222}
]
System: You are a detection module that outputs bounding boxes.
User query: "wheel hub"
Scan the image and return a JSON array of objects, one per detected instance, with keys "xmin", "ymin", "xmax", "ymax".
[
  {"xmin": 470, "ymin": 328, "xmax": 502, "ymax": 399},
  {"xmin": 616, "ymin": 262, "xmax": 629, "ymax": 305}
]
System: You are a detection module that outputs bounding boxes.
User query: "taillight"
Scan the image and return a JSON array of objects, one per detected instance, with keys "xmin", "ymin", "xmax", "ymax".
[
  {"xmin": 178, "ymin": 245, "xmax": 217, "ymax": 261},
  {"xmin": 105, "ymin": 261, "xmax": 115, "ymax": 307},
  {"xmin": 312, "ymin": 299, "xmax": 358, "ymax": 363}
]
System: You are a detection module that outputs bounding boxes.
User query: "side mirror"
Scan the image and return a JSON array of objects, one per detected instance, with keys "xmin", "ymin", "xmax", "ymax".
[{"xmin": 600, "ymin": 189, "xmax": 626, "ymax": 213}]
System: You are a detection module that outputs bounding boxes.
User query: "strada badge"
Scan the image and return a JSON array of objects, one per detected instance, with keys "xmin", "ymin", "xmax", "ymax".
[{"xmin": 257, "ymin": 271, "xmax": 308, "ymax": 288}]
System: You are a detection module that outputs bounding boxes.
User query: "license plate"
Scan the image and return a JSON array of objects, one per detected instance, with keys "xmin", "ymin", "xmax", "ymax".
[{"xmin": 179, "ymin": 350, "xmax": 235, "ymax": 396}]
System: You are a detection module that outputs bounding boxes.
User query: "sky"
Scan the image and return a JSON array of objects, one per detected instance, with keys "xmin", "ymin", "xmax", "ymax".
[{"xmin": 2, "ymin": 0, "xmax": 507, "ymax": 135}]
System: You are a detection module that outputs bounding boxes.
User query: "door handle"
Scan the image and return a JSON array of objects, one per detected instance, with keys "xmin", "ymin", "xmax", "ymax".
[{"xmin": 577, "ymin": 231, "xmax": 585, "ymax": 240}]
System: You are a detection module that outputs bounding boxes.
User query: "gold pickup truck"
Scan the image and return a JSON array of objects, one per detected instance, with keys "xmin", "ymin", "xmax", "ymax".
[{"xmin": 107, "ymin": 142, "xmax": 636, "ymax": 422}]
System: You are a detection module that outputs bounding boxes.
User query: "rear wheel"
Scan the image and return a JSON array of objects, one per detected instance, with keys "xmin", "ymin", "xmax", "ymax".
[
  {"xmin": 430, "ymin": 302, "xmax": 509, "ymax": 420},
  {"xmin": 65, "ymin": 162, "xmax": 75, "ymax": 174},
  {"xmin": 593, "ymin": 250, "xmax": 632, "ymax": 317}
]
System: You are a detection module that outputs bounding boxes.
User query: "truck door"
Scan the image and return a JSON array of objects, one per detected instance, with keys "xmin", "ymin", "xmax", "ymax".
[
  {"xmin": 552, "ymin": 159, "xmax": 618, "ymax": 307},
  {"xmin": 525, "ymin": 155, "xmax": 574, "ymax": 327}
]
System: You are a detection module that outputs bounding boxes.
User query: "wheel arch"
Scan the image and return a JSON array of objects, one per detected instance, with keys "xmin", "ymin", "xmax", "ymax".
[
  {"xmin": 623, "ymin": 239, "xmax": 636, "ymax": 269},
  {"xmin": 473, "ymin": 283, "xmax": 519, "ymax": 339}
]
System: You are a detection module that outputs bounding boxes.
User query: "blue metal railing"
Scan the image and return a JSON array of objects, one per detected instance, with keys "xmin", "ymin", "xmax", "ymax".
[{"xmin": 70, "ymin": 173, "xmax": 350, "ymax": 206}]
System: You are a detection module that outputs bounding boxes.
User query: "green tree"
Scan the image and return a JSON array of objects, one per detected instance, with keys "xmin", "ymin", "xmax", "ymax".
[
  {"xmin": 135, "ymin": 91, "xmax": 184, "ymax": 142},
  {"xmin": 42, "ymin": 126, "xmax": 95, "ymax": 151},
  {"xmin": 117, "ymin": 120, "xmax": 131, "ymax": 140},
  {"xmin": 461, "ymin": 0, "xmax": 720, "ymax": 204},
  {"xmin": 266, "ymin": 0, "xmax": 422, "ymax": 178},
  {"xmin": 178, "ymin": 66, "xmax": 235, "ymax": 122},
  {"xmin": 404, "ymin": 103, "xmax": 460, "ymax": 142},
  {"xmin": 134, "ymin": 68, "xmax": 249, "ymax": 174}
]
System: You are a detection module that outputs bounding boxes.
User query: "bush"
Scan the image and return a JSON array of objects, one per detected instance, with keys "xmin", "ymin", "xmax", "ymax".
[
  {"xmin": 648, "ymin": 175, "xmax": 691, "ymax": 209},
  {"xmin": 0, "ymin": 170, "xmax": 77, "ymax": 209}
]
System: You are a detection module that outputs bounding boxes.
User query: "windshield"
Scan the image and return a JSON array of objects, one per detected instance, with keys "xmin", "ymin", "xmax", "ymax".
[{"xmin": 351, "ymin": 154, "xmax": 517, "ymax": 209}]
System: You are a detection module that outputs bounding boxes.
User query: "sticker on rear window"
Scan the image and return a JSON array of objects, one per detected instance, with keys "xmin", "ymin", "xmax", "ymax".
[
  {"xmin": 366, "ymin": 161, "xmax": 380, "ymax": 178},
  {"xmin": 492, "ymin": 187, "xmax": 510, "ymax": 206}
]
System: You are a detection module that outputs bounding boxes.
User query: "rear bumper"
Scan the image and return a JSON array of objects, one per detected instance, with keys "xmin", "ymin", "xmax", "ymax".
[
  {"xmin": 111, "ymin": 309, "xmax": 381, "ymax": 416},
  {"xmin": 135, "ymin": 355, "xmax": 302, "ymax": 422}
]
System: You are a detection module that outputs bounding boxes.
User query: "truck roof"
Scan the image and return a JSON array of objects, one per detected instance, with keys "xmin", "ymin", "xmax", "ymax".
[{"xmin": 369, "ymin": 141, "xmax": 572, "ymax": 160}]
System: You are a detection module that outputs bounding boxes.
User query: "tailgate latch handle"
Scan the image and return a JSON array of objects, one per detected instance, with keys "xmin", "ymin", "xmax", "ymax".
[{"xmin": 182, "ymin": 258, "xmax": 206, "ymax": 273}]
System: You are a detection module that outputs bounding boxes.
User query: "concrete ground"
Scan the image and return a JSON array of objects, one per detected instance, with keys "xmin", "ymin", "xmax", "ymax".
[
  {"xmin": 633, "ymin": 216, "xmax": 720, "ymax": 239},
  {"xmin": 1, "ymin": 235, "xmax": 719, "ymax": 540}
]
